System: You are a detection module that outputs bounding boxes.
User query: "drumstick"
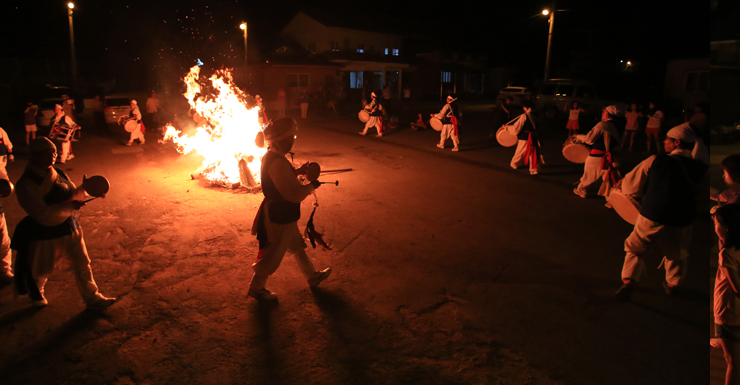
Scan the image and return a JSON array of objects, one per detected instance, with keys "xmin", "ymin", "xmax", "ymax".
[
  {"xmin": 320, "ymin": 168, "xmax": 353, "ymax": 174},
  {"xmin": 320, "ymin": 181, "xmax": 339, "ymax": 186},
  {"xmin": 83, "ymin": 197, "xmax": 99, "ymax": 203}
]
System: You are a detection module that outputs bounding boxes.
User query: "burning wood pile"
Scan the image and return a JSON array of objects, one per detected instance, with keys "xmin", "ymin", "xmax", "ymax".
[{"xmin": 160, "ymin": 65, "xmax": 267, "ymax": 191}]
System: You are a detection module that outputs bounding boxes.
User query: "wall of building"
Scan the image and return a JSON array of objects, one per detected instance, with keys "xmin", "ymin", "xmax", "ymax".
[{"xmin": 663, "ymin": 58, "xmax": 709, "ymax": 110}]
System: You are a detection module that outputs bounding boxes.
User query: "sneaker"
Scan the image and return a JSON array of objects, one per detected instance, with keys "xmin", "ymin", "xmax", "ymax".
[
  {"xmin": 436, "ymin": 144, "xmax": 444, "ymax": 149},
  {"xmin": 248, "ymin": 288, "xmax": 278, "ymax": 300},
  {"xmin": 308, "ymin": 268, "xmax": 332, "ymax": 288},
  {"xmin": 32, "ymin": 297, "xmax": 48, "ymax": 307},
  {"xmin": 452, "ymin": 147, "xmax": 459, "ymax": 152},
  {"xmin": 615, "ymin": 282, "xmax": 635, "ymax": 301},
  {"xmin": 86, "ymin": 295, "xmax": 116, "ymax": 309},
  {"xmin": 573, "ymin": 188, "xmax": 586, "ymax": 198},
  {"xmin": 358, "ymin": 132, "xmax": 366, "ymax": 136},
  {"xmin": 66, "ymin": 154, "xmax": 75, "ymax": 160}
]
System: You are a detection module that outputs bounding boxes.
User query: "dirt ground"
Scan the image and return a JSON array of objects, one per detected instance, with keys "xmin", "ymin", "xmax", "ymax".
[{"xmin": 0, "ymin": 107, "xmax": 710, "ymax": 385}]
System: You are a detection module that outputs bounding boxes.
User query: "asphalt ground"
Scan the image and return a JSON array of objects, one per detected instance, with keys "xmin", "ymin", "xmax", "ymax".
[{"xmin": 0, "ymin": 100, "xmax": 712, "ymax": 384}]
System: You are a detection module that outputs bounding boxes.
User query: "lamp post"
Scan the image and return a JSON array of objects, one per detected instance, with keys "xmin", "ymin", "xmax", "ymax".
[
  {"xmin": 240, "ymin": 22, "xmax": 247, "ymax": 66},
  {"xmin": 542, "ymin": 8, "xmax": 554, "ymax": 82},
  {"xmin": 68, "ymin": 2, "xmax": 78, "ymax": 84}
]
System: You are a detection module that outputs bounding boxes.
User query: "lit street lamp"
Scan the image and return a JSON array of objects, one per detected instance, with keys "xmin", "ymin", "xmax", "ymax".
[
  {"xmin": 542, "ymin": 7, "xmax": 555, "ymax": 82},
  {"xmin": 240, "ymin": 22, "xmax": 247, "ymax": 66},
  {"xmin": 68, "ymin": 2, "xmax": 78, "ymax": 83}
]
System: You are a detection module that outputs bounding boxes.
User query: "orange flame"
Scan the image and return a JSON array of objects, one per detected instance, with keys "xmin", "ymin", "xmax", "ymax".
[{"xmin": 161, "ymin": 65, "xmax": 266, "ymax": 185}]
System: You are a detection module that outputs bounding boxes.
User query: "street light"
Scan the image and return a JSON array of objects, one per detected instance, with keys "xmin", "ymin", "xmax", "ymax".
[
  {"xmin": 68, "ymin": 2, "xmax": 78, "ymax": 84},
  {"xmin": 240, "ymin": 22, "xmax": 247, "ymax": 66},
  {"xmin": 542, "ymin": 7, "xmax": 555, "ymax": 82}
]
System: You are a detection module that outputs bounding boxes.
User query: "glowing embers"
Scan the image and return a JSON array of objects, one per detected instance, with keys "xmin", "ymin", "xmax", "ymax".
[{"xmin": 161, "ymin": 65, "xmax": 266, "ymax": 189}]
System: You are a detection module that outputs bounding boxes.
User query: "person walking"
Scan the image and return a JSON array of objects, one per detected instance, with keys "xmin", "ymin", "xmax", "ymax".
[
  {"xmin": 614, "ymin": 123, "xmax": 708, "ymax": 300},
  {"xmin": 619, "ymin": 103, "xmax": 642, "ymax": 151},
  {"xmin": 125, "ymin": 100, "xmax": 145, "ymax": 146},
  {"xmin": 146, "ymin": 92, "xmax": 160, "ymax": 128},
  {"xmin": 565, "ymin": 101, "xmax": 585, "ymax": 137},
  {"xmin": 359, "ymin": 92, "xmax": 384, "ymax": 137},
  {"xmin": 24, "ymin": 102, "xmax": 38, "ymax": 145},
  {"xmin": 502, "ymin": 100, "xmax": 541, "ymax": 175},
  {"xmin": 11, "ymin": 137, "xmax": 116, "ymax": 308},
  {"xmin": 433, "ymin": 95, "xmax": 460, "ymax": 151},
  {"xmin": 645, "ymin": 102, "xmax": 664, "ymax": 155},
  {"xmin": 572, "ymin": 106, "xmax": 620, "ymax": 198},
  {"xmin": 299, "ymin": 88, "xmax": 309, "ymax": 119},
  {"xmin": 248, "ymin": 118, "xmax": 332, "ymax": 300}
]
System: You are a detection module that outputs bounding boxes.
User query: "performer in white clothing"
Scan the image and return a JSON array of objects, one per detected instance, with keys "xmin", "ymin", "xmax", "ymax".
[
  {"xmin": 573, "ymin": 105, "xmax": 621, "ymax": 198},
  {"xmin": 50, "ymin": 104, "xmax": 77, "ymax": 163},
  {"xmin": 249, "ymin": 118, "xmax": 332, "ymax": 300},
  {"xmin": 125, "ymin": 100, "xmax": 146, "ymax": 146},
  {"xmin": 433, "ymin": 95, "xmax": 460, "ymax": 151},
  {"xmin": 359, "ymin": 92, "xmax": 384, "ymax": 137},
  {"xmin": 502, "ymin": 100, "xmax": 541, "ymax": 175}
]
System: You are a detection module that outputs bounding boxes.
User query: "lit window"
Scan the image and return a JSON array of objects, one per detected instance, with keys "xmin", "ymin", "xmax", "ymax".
[
  {"xmin": 331, "ymin": 41, "xmax": 339, "ymax": 51},
  {"xmin": 392, "ymin": 49, "xmax": 399, "ymax": 56},
  {"xmin": 357, "ymin": 44, "xmax": 364, "ymax": 53},
  {"xmin": 385, "ymin": 48, "xmax": 389, "ymax": 55},
  {"xmin": 350, "ymin": 72, "xmax": 364, "ymax": 89},
  {"xmin": 441, "ymin": 71, "xmax": 452, "ymax": 83}
]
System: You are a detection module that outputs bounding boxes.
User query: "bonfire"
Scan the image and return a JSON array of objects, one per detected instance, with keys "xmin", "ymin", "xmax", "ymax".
[{"xmin": 161, "ymin": 65, "xmax": 267, "ymax": 189}]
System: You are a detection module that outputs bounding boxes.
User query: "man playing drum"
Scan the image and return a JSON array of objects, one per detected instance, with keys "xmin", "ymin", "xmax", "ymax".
[
  {"xmin": 614, "ymin": 123, "xmax": 707, "ymax": 300},
  {"xmin": 249, "ymin": 118, "xmax": 332, "ymax": 300},
  {"xmin": 11, "ymin": 137, "xmax": 116, "ymax": 308},
  {"xmin": 359, "ymin": 92, "xmax": 384, "ymax": 137},
  {"xmin": 573, "ymin": 105, "xmax": 621, "ymax": 198},
  {"xmin": 502, "ymin": 100, "xmax": 540, "ymax": 175},
  {"xmin": 50, "ymin": 104, "xmax": 77, "ymax": 163},
  {"xmin": 433, "ymin": 95, "xmax": 460, "ymax": 152},
  {"xmin": 124, "ymin": 100, "xmax": 146, "ymax": 146}
]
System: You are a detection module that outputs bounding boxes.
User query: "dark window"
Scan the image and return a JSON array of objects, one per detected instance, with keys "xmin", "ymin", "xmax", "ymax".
[
  {"xmin": 575, "ymin": 85, "xmax": 595, "ymax": 98},
  {"xmin": 539, "ymin": 84, "xmax": 557, "ymax": 96},
  {"xmin": 556, "ymin": 85, "xmax": 574, "ymax": 97}
]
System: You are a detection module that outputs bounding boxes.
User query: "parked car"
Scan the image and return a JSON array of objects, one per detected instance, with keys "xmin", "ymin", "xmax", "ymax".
[
  {"xmin": 535, "ymin": 79, "xmax": 625, "ymax": 119},
  {"xmin": 103, "ymin": 96, "xmax": 133, "ymax": 124},
  {"xmin": 498, "ymin": 86, "xmax": 532, "ymax": 104},
  {"xmin": 34, "ymin": 85, "xmax": 83, "ymax": 127}
]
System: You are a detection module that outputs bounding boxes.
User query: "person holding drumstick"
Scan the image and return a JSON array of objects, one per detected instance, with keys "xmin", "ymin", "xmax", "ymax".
[
  {"xmin": 249, "ymin": 118, "xmax": 332, "ymax": 301},
  {"xmin": 359, "ymin": 91, "xmax": 384, "ymax": 137},
  {"xmin": 502, "ymin": 100, "xmax": 540, "ymax": 175},
  {"xmin": 124, "ymin": 100, "xmax": 146, "ymax": 146},
  {"xmin": 433, "ymin": 95, "xmax": 460, "ymax": 151},
  {"xmin": 614, "ymin": 123, "xmax": 707, "ymax": 300},
  {"xmin": 572, "ymin": 105, "xmax": 621, "ymax": 198},
  {"xmin": 11, "ymin": 137, "xmax": 116, "ymax": 308}
]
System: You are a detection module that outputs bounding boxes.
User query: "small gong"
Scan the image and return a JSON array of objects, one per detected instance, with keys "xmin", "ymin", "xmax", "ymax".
[
  {"xmin": 306, "ymin": 162, "xmax": 321, "ymax": 182},
  {"xmin": 83, "ymin": 175, "xmax": 110, "ymax": 198}
]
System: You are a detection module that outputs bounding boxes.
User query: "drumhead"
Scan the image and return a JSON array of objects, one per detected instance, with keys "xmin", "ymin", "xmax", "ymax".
[
  {"xmin": 562, "ymin": 142, "xmax": 590, "ymax": 164},
  {"xmin": 306, "ymin": 162, "xmax": 321, "ymax": 181},
  {"xmin": 124, "ymin": 120, "xmax": 138, "ymax": 133},
  {"xmin": 607, "ymin": 189, "xmax": 640, "ymax": 225},
  {"xmin": 358, "ymin": 110, "xmax": 370, "ymax": 123},
  {"xmin": 429, "ymin": 117, "xmax": 443, "ymax": 131},
  {"xmin": 84, "ymin": 175, "xmax": 110, "ymax": 198},
  {"xmin": 496, "ymin": 127, "xmax": 517, "ymax": 147}
]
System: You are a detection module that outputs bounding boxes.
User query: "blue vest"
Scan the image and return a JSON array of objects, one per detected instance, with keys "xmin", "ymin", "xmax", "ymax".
[
  {"xmin": 260, "ymin": 151, "xmax": 301, "ymax": 224},
  {"xmin": 639, "ymin": 155, "xmax": 707, "ymax": 227},
  {"xmin": 517, "ymin": 114, "xmax": 537, "ymax": 141}
]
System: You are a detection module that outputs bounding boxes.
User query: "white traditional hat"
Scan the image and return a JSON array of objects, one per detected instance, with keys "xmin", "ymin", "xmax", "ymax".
[
  {"xmin": 604, "ymin": 105, "xmax": 619, "ymax": 116},
  {"xmin": 666, "ymin": 122, "xmax": 697, "ymax": 143},
  {"xmin": 131, "ymin": 99, "xmax": 138, "ymax": 105}
]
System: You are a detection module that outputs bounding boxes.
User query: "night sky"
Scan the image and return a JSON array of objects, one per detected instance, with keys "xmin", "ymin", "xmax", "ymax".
[{"xmin": 0, "ymin": 0, "xmax": 708, "ymax": 91}]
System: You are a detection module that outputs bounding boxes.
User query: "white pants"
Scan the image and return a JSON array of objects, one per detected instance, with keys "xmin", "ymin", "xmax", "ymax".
[
  {"xmin": 510, "ymin": 140, "xmax": 537, "ymax": 171},
  {"xmin": 249, "ymin": 221, "xmax": 316, "ymax": 291},
  {"xmin": 60, "ymin": 141, "xmax": 72, "ymax": 162},
  {"xmin": 439, "ymin": 124, "xmax": 459, "ymax": 147},
  {"xmin": 300, "ymin": 103, "xmax": 308, "ymax": 118},
  {"xmin": 575, "ymin": 156, "xmax": 605, "ymax": 196},
  {"xmin": 0, "ymin": 214, "xmax": 11, "ymax": 275},
  {"xmin": 362, "ymin": 117, "xmax": 383, "ymax": 135},
  {"xmin": 621, "ymin": 214, "xmax": 690, "ymax": 286},
  {"xmin": 128, "ymin": 127, "xmax": 145, "ymax": 144},
  {"xmin": 28, "ymin": 227, "xmax": 103, "ymax": 304}
]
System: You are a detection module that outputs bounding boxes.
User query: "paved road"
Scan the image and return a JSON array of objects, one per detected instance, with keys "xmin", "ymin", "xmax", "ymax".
[{"xmin": 0, "ymin": 103, "xmax": 710, "ymax": 385}]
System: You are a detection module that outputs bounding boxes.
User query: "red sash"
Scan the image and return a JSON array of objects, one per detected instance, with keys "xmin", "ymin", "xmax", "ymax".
[
  {"xmin": 451, "ymin": 116, "xmax": 459, "ymax": 136},
  {"xmin": 378, "ymin": 117, "xmax": 384, "ymax": 133},
  {"xmin": 140, "ymin": 121, "xmax": 146, "ymax": 133},
  {"xmin": 523, "ymin": 133, "xmax": 539, "ymax": 169},
  {"xmin": 600, "ymin": 152, "xmax": 620, "ymax": 185}
]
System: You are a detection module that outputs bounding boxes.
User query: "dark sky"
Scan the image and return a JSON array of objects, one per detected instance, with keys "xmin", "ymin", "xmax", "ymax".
[{"xmin": 0, "ymin": 0, "xmax": 708, "ymax": 89}]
